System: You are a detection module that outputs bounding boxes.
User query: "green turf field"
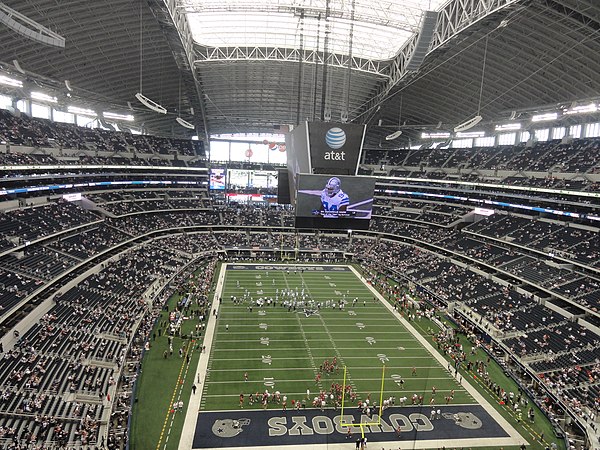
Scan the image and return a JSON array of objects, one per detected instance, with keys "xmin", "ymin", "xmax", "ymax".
[
  {"xmin": 131, "ymin": 262, "xmax": 563, "ymax": 450},
  {"xmin": 203, "ymin": 265, "xmax": 470, "ymax": 410}
]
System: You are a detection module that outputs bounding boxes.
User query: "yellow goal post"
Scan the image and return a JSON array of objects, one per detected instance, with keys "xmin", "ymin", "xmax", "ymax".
[{"xmin": 339, "ymin": 365, "xmax": 386, "ymax": 437}]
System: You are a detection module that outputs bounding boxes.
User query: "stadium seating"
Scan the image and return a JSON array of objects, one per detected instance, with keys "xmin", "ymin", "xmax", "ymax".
[
  {"xmin": 0, "ymin": 109, "xmax": 201, "ymax": 157},
  {"xmin": 364, "ymin": 139, "xmax": 600, "ymax": 176},
  {"xmin": 0, "ymin": 114, "xmax": 599, "ymax": 446}
]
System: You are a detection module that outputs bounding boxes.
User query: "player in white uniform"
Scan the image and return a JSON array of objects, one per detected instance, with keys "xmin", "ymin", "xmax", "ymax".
[{"xmin": 319, "ymin": 177, "xmax": 349, "ymax": 218}]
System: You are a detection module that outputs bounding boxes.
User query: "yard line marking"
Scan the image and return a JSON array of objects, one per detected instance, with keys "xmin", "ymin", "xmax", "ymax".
[
  {"xmin": 298, "ymin": 271, "xmax": 359, "ymax": 397},
  {"xmin": 202, "ymin": 389, "xmax": 469, "ymax": 398},
  {"xmin": 212, "ymin": 338, "xmax": 418, "ymax": 342},
  {"xmin": 282, "ymin": 270, "xmax": 324, "ymax": 391},
  {"xmin": 182, "ymin": 402, "xmax": 479, "ymax": 413},
  {"xmin": 208, "ymin": 355, "xmax": 441, "ymax": 361},
  {"xmin": 206, "ymin": 366, "xmax": 450, "ymax": 372},
  {"xmin": 210, "ymin": 347, "xmax": 425, "ymax": 351},
  {"xmin": 204, "ymin": 378, "xmax": 466, "ymax": 384}
]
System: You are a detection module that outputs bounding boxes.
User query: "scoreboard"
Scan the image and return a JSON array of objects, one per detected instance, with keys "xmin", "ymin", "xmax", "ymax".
[{"xmin": 284, "ymin": 121, "xmax": 375, "ymax": 230}]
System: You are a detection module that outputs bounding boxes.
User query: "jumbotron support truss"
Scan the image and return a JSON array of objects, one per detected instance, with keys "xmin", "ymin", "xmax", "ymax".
[
  {"xmin": 356, "ymin": 0, "xmax": 524, "ymax": 124},
  {"xmin": 178, "ymin": 0, "xmax": 422, "ymax": 32},
  {"xmin": 194, "ymin": 47, "xmax": 391, "ymax": 79}
]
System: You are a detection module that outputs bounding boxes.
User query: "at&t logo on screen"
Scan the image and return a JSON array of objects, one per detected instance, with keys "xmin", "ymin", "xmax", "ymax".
[{"xmin": 324, "ymin": 127, "xmax": 346, "ymax": 160}]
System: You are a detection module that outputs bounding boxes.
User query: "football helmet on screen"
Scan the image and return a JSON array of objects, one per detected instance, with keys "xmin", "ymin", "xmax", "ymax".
[{"xmin": 325, "ymin": 177, "xmax": 341, "ymax": 197}]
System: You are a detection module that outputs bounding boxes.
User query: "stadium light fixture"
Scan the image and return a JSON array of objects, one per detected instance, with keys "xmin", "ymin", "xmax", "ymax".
[
  {"xmin": 0, "ymin": 74, "xmax": 22, "ymax": 87},
  {"xmin": 564, "ymin": 103, "xmax": 597, "ymax": 115},
  {"xmin": 12, "ymin": 59, "xmax": 26, "ymax": 74},
  {"xmin": 31, "ymin": 91, "xmax": 57, "ymax": 103},
  {"xmin": 385, "ymin": 95, "xmax": 404, "ymax": 141},
  {"xmin": 104, "ymin": 112, "xmax": 134, "ymax": 121},
  {"xmin": 494, "ymin": 123, "xmax": 521, "ymax": 131},
  {"xmin": 422, "ymin": 132, "xmax": 450, "ymax": 139},
  {"xmin": 385, "ymin": 130, "xmax": 402, "ymax": 141},
  {"xmin": 454, "ymin": 37, "xmax": 488, "ymax": 133},
  {"xmin": 68, "ymin": 106, "xmax": 96, "ymax": 116},
  {"xmin": 135, "ymin": 92, "xmax": 167, "ymax": 114},
  {"xmin": 454, "ymin": 115, "xmax": 483, "ymax": 132},
  {"xmin": 456, "ymin": 131, "xmax": 485, "ymax": 138},
  {"xmin": 532, "ymin": 112, "xmax": 558, "ymax": 122},
  {"xmin": 176, "ymin": 117, "xmax": 195, "ymax": 129}
]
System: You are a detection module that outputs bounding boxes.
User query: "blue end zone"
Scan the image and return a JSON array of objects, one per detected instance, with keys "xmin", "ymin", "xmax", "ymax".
[
  {"xmin": 227, "ymin": 264, "xmax": 351, "ymax": 272},
  {"xmin": 192, "ymin": 405, "xmax": 509, "ymax": 448}
]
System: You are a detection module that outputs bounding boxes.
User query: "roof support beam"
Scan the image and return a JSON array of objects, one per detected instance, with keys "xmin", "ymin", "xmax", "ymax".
[
  {"xmin": 154, "ymin": 0, "xmax": 211, "ymax": 141},
  {"xmin": 353, "ymin": 0, "xmax": 523, "ymax": 126},
  {"xmin": 177, "ymin": 1, "xmax": 418, "ymax": 32},
  {"xmin": 0, "ymin": 3, "xmax": 65, "ymax": 48},
  {"xmin": 194, "ymin": 46, "xmax": 390, "ymax": 78},
  {"xmin": 540, "ymin": 0, "xmax": 600, "ymax": 31}
]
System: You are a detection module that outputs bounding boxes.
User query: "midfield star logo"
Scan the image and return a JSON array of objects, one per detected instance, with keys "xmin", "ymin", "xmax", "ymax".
[{"xmin": 302, "ymin": 309, "xmax": 319, "ymax": 317}]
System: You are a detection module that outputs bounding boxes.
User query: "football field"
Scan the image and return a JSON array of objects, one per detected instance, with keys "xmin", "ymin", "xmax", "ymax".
[{"xmin": 180, "ymin": 263, "xmax": 524, "ymax": 450}]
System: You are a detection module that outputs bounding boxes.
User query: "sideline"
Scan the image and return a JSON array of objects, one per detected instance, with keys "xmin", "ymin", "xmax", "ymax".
[
  {"xmin": 157, "ymin": 340, "xmax": 196, "ymax": 450},
  {"xmin": 178, "ymin": 263, "xmax": 228, "ymax": 450}
]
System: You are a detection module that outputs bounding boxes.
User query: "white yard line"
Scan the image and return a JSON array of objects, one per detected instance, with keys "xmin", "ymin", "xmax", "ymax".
[
  {"xmin": 208, "ymin": 355, "xmax": 444, "ymax": 361},
  {"xmin": 206, "ymin": 366, "xmax": 461, "ymax": 372},
  {"xmin": 212, "ymin": 347, "xmax": 424, "ymax": 351}
]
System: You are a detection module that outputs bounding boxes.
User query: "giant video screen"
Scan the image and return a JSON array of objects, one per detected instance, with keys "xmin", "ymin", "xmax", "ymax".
[
  {"xmin": 253, "ymin": 170, "xmax": 278, "ymax": 189},
  {"xmin": 295, "ymin": 174, "xmax": 375, "ymax": 230},
  {"xmin": 227, "ymin": 169, "xmax": 278, "ymax": 189},
  {"xmin": 209, "ymin": 168, "xmax": 226, "ymax": 190}
]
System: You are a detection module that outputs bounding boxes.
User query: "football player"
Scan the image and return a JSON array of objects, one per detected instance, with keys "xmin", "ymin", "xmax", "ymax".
[{"xmin": 319, "ymin": 177, "xmax": 349, "ymax": 217}]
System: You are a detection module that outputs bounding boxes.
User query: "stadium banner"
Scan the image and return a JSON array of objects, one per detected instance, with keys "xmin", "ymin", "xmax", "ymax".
[{"xmin": 307, "ymin": 122, "xmax": 366, "ymax": 175}]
